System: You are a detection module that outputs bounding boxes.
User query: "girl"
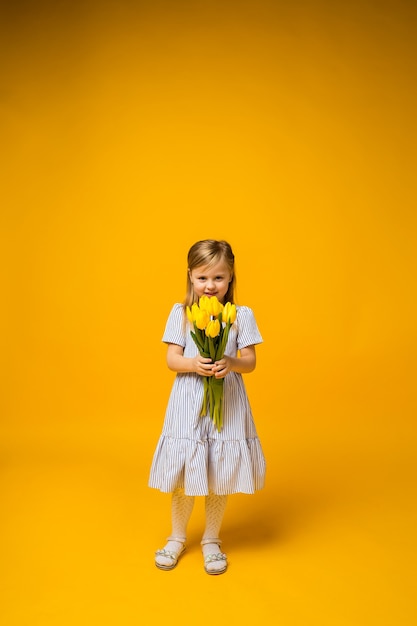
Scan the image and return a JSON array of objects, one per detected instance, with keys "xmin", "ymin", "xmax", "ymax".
[{"xmin": 148, "ymin": 239, "xmax": 266, "ymax": 574}]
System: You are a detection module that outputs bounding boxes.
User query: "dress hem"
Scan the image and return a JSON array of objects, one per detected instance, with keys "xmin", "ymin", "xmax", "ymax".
[{"xmin": 148, "ymin": 434, "xmax": 266, "ymax": 497}]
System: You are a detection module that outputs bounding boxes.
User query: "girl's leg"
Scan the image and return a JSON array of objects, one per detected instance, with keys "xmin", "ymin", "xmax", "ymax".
[
  {"xmin": 169, "ymin": 487, "xmax": 195, "ymax": 544},
  {"xmin": 155, "ymin": 488, "xmax": 195, "ymax": 569},
  {"xmin": 201, "ymin": 492, "xmax": 228, "ymax": 573}
]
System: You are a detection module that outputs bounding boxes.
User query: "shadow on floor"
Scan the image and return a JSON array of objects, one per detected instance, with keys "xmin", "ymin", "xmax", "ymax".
[{"xmin": 221, "ymin": 476, "xmax": 345, "ymax": 548}]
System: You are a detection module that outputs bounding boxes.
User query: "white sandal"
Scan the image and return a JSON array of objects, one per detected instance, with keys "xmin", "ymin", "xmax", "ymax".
[
  {"xmin": 201, "ymin": 538, "xmax": 228, "ymax": 575},
  {"xmin": 155, "ymin": 536, "xmax": 186, "ymax": 571}
]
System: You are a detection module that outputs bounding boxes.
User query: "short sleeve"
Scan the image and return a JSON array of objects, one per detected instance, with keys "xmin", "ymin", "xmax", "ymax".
[
  {"xmin": 236, "ymin": 306, "xmax": 263, "ymax": 350},
  {"xmin": 162, "ymin": 303, "xmax": 186, "ymax": 347}
]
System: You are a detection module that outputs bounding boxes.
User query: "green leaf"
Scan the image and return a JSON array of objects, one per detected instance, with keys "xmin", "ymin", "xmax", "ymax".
[
  {"xmin": 190, "ymin": 330, "xmax": 204, "ymax": 352},
  {"xmin": 209, "ymin": 338, "xmax": 216, "ymax": 361}
]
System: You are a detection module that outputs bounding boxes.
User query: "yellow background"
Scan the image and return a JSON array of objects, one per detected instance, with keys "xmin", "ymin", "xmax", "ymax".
[{"xmin": 1, "ymin": 1, "xmax": 416, "ymax": 624}]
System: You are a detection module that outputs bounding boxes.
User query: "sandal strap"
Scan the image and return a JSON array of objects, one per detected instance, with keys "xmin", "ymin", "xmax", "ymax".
[
  {"xmin": 155, "ymin": 548, "xmax": 178, "ymax": 560},
  {"xmin": 204, "ymin": 552, "xmax": 227, "ymax": 563},
  {"xmin": 201, "ymin": 538, "xmax": 222, "ymax": 546},
  {"xmin": 155, "ymin": 537, "xmax": 186, "ymax": 560}
]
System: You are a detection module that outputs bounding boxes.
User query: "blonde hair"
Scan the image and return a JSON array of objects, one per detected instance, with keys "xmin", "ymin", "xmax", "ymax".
[{"xmin": 184, "ymin": 239, "xmax": 236, "ymax": 308}]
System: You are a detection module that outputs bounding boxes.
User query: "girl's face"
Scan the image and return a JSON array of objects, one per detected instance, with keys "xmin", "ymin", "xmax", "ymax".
[{"xmin": 189, "ymin": 259, "xmax": 232, "ymax": 304}]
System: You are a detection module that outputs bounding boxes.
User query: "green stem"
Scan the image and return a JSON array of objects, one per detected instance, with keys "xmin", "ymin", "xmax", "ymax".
[
  {"xmin": 209, "ymin": 377, "xmax": 224, "ymax": 432},
  {"xmin": 200, "ymin": 376, "xmax": 209, "ymax": 417}
]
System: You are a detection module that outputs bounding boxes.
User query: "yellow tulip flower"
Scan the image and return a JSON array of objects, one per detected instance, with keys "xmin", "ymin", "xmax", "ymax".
[
  {"xmin": 222, "ymin": 301, "xmax": 230, "ymax": 322},
  {"xmin": 198, "ymin": 295, "xmax": 223, "ymax": 316},
  {"xmin": 230, "ymin": 304, "xmax": 237, "ymax": 324},
  {"xmin": 222, "ymin": 302, "xmax": 237, "ymax": 324},
  {"xmin": 205, "ymin": 318, "xmax": 221, "ymax": 338},
  {"xmin": 195, "ymin": 308, "xmax": 210, "ymax": 330},
  {"xmin": 191, "ymin": 302, "xmax": 199, "ymax": 320},
  {"xmin": 198, "ymin": 295, "xmax": 210, "ymax": 312},
  {"xmin": 207, "ymin": 296, "xmax": 224, "ymax": 317},
  {"xmin": 186, "ymin": 302, "xmax": 200, "ymax": 324}
]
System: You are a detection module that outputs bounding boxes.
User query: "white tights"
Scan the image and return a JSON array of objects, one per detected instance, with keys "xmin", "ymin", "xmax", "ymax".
[
  {"xmin": 201, "ymin": 491, "xmax": 228, "ymax": 572},
  {"xmin": 162, "ymin": 488, "xmax": 228, "ymax": 554},
  {"xmin": 169, "ymin": 487, "xmax": 195, "ymax": 541},
  {"xmin": 202, "ymin": 490, "xmax": 228, "ymax": 541}
]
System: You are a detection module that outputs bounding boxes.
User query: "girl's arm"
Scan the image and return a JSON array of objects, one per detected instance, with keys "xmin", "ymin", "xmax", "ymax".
[
  {"xmin": 213, "ymin": 345, "xmax": 256, "ymax": 379},
  {"xmin": 166, "ymin": 343, "xmax": 215, "ymax": 377}
]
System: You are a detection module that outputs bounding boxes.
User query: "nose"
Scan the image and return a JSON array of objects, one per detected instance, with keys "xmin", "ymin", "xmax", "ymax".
[{"xmin": 206, "ymin": 280, "xmax": 215, "ymax": 292}]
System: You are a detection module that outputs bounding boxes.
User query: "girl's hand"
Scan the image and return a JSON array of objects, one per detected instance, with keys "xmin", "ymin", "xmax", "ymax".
[
  {"xmin": 212, "ymin": 356, "xmax": 232, "ymax": 379},
  {"xmin": 193, "ymin": 355, "xmax": 215, "ymax": 377}
]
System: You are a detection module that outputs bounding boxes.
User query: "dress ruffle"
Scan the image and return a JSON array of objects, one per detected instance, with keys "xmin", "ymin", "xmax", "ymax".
[{"xmin": 148, "ymin": 433, "xmax": 266, "ymax": 496}]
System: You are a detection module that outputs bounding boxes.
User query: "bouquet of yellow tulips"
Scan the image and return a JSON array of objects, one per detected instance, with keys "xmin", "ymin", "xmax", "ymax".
[{"xmin": 186, "ymin": 295, "xmax": 237, "ymax": 431}]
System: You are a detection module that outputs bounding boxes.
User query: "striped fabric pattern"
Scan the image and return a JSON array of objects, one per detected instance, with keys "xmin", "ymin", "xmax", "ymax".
[{"xmin": 148, "ymin": 303, "xmax": 266, "ymax": 496}]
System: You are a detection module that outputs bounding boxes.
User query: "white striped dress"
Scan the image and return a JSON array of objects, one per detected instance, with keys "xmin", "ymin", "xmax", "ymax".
[{"xmin": 148, "ymin": 303, "xmax": 266, "ymax": 496}]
